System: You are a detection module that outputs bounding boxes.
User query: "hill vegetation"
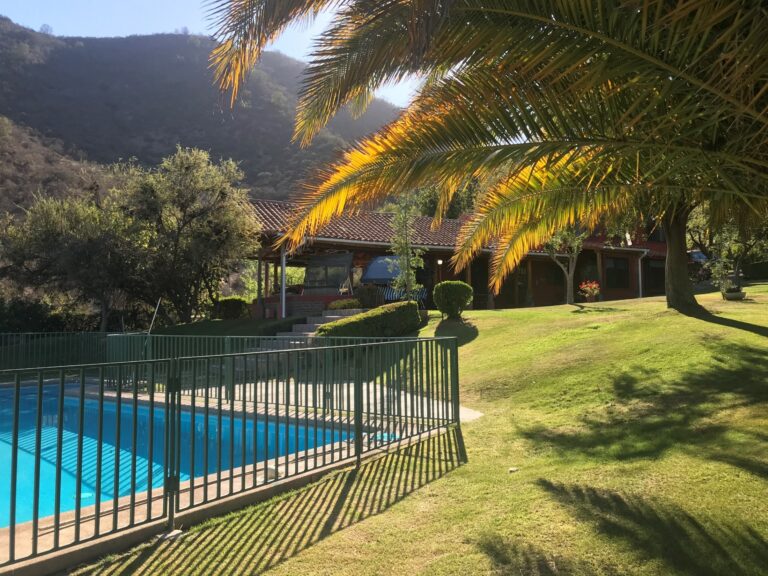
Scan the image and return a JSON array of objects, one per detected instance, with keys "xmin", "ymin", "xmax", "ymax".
[
  {"xmin": 0, "ymin": 115, "xmax": 103, "ymax": 212},
  {"xmin": 0, "ymin": 16, "xmax": 398, "ymax": 202}
]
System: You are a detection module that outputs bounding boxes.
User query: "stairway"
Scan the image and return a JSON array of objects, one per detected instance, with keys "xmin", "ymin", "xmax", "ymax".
[{"xmin": 276, "ymin": 308, "xmax": 365, "ymax": 337}]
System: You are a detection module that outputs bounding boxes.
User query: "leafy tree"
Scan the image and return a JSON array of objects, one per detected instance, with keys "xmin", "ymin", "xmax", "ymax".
[
  {"xmin": 120, "ymin": 147, "xmax": 260, "ymax": 323},
  {"xmin": 1, "ymin": 147, "xmax": 260, "ymax": 328},
  {"xmin": 688, "ymin": 203, "xmax": 768, "ymax": 293},
  {"xmin": 211, "ymin": 1, "xmax": 768, "ymax": 313},
  {"xmin": 389, "ymin": 193, "xmax": 424, "ymax": 301},
  {"xmin": 1, "ymin": 194, "xmax": 142, "ymax": 330},
  {"xmin": 543, "ymin": 228, "xmax": 586, "ymax": 305},
  {"xmin": 417, "ymin": 182, "xmax": 476, "ymax": 219}
]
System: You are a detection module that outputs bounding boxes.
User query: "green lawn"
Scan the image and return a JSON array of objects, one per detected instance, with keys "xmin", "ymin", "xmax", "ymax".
[{"xmin": 75, "ymin": 285, "xmax": 768, "ymax": 575}]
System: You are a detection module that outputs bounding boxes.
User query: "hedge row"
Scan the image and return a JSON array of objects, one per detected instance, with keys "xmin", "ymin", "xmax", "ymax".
[
  {"xmin": 213, "ymin": 297, "xmax": 249, "ymax": 320},
  {"xmin": 316, "ymin": 301, "xmax": 421, "ymax": 337},
  {"xmin": 327, "ymin": 298, "xmax": 362, "ymax": 310}
]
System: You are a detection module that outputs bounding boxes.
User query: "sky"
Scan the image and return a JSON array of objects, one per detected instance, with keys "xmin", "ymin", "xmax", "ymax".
[{"xmin": 0, "ymin": 0, "xmax": 419, "ymax": 107}]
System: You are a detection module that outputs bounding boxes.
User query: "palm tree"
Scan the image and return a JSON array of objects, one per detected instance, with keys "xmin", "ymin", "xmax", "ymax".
[{"xmin": 209, "ymin": 0, "xmax": 768, "ymax": 311}]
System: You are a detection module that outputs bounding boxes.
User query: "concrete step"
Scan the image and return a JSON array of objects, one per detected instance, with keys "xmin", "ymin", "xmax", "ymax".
[
  {"xmin": 276, "ymin": 331, "xmax": 314, "ymax": 338},
  {"xmin": 290, "ymin": 323, "xmax": 322, "ymax": 332},
  {"xmin": 322, "ymin": 308, "xmax": 364, "ymax": 318}
]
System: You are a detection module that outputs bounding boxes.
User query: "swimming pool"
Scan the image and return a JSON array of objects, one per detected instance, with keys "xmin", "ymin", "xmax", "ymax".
[{"xmin": 0, "ymin": 385, "xmax": 348, "ymax": 528}]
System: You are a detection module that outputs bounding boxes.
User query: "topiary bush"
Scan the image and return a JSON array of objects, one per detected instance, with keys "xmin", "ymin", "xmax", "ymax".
[
  {"xmin": 316, "ymin": 301, "xmax": 420, "ymax": 337},
  {"xmin": 354, "ymin": 284, "xmax": 384, "ymax": 309},
  {"xmin": 433, "ymin": 281, "xmax": 473, "ymax": 319},
  {"xmin": 215, "ymin": 297, "xmax": 249, "ymax": 320},
  {"xmin": 328, "ymin": 298, "xmax": 362, "ymax": 311}
]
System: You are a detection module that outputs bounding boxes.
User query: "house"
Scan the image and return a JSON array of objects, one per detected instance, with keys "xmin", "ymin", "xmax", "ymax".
[{"xmin": 251, "ymin": 199, "xmax": 667, "ymax": 318}]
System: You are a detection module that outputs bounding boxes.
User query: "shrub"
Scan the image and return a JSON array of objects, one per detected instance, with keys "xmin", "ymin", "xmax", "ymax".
[
  {"xmin": 433, "ymin": 281, "xmax": 473, "ymax": 319},
  {"xmin": 215, "ymin": 297, "xmax": 249, "ymax": 320},
  {"xmin": 328, "ymin": 298, "xmax": 361, "ymax": 311},
  {"xmin": 354, "ymin": 284, "xmax": 383, "ymax": 309},
  {"xmin": 316, "ymin": 301, "xmax": 420, "ymax": 337}
]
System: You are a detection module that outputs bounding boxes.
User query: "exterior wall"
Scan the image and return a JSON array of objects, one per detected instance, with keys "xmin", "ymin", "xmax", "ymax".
[
  {"xmin": 599, "ymin": 251, "xmax": 641, "ymax": 301},
  {"xmin": 254, "ymin": 294, "xmax": 341, "ymax": 319}
]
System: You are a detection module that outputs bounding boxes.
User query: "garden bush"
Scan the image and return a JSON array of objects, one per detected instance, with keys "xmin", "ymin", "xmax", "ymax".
[
  {"xmin": 433, "ymin": 281, "xmax": 473, "ymax": 319},
  {"xmin": 316, "ymin": 301, "xmax": 420, "ymax": 337},
  {"xmin": 214, "ymin": 297, "xmax": 249, "ymax": 320},
  {"xmin": 328, "ymin": 298, "xmax": 362, "ymax": 311},
  {"xmin": 354, "ymin": 284, "xmax": 384, "ymax": 309}
]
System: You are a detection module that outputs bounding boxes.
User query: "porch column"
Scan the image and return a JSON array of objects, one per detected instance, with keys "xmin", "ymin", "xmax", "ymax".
[
  {"xmin": 256, "ymin": 254, "xmax": 264, "ymax": 312},
  {"xmin": 526, "ymin": 259, "xmax": 534, "ymax": 306},
  {"xmin": 264, "ymin": 260, "xmax": 270, "ymax": 298},
  {"xmin": 280, "ymin": 245, "xmax": 287, "ymax": 319},
  {"xmin": 464, "ymin": 265, "xmax": 473, "ymax": 309},
  {"xmin": 596, "ymin": 251, "xmax": 604, "ymax": 301},
  {"xmin": 638, "ymin": 251, "xmax": 648, "ymax": 298},
  {"xmin": 273, "ymin": 261, "xmax": 279, "ymax": 295}
]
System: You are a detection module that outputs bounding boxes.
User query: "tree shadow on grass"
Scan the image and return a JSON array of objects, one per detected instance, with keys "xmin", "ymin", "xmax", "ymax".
[
  {"xmin": 536, "ymin": 480, "xmax": 768, "ymax": 576},
  {"xmin": 74, "ymin": 430, "xmax": 462, "ymax": 576},
  {"xmin": 435, "ymin": 318, "xmax": 479, "ymax": 347},
  {"xmin": 520, "ymin": 341, "xmax": 768, "ymax": 474},
  {"xmin": 682, "ymin": 306, "xmax": 768, "ymax": 338},
  {"xmin": 570, "ymin": 304, "xmax": 623, "ymax": 314},
  {"xmin": 476, "ymin": 532, "xmax": 621, "ymax": 575}
]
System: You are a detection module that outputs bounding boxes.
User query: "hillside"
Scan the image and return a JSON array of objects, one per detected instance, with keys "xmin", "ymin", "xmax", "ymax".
[
  {"xmin": 0, "ymin": 115, "xmax": 104, "ymax": 212},
  {"xmin": 0, "ymin": 17, "xmax": 399, "ymax": 200}
]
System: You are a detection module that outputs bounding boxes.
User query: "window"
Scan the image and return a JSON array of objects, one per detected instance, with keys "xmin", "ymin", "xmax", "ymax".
[
  {"xmin": 304, "ymin": 253, "xmax": 353, "ymax": 288},
  {"xmin": 645, "ymin": 259, "xmax": 665, "ymax": 295},
  {"xmin": 605, "ymin": 257, "xmax": 630, "ymax": 289}
]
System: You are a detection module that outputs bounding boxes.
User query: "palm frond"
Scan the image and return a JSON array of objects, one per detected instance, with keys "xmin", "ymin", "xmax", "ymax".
[{"xmin": 207, "ymin": 0, "xmax": 333, "ymax": 104}]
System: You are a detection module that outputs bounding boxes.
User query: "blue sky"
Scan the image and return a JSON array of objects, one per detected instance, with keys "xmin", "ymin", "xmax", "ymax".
[{"xmin": 0, "ymin": 0, "xmax": 418, "ymax": 106}]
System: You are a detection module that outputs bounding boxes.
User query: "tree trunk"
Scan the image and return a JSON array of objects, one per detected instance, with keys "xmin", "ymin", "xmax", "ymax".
[
  {"xmin": 565, "ymin": 270, "xmax": 575, "ymax": 305},
  {"xmin": 99, "ymin": 300, "xmax": 111, "ymax": 332},
  {"xmin": 661, "ymin": 206, "xmax": 701, "ymax": 312},
  {"xmin": 566, "ymin": 255, "xmax": 578, "ymax": 305}
]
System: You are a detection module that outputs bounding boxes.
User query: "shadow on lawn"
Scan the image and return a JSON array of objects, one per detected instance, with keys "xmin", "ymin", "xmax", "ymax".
[
  {"xmin": 682, "ymin": 307, "xmax": 768, "ymax": 338},
  {"xmin": 477, "ymin": 532, "xmax": 621, "ymax": 575},
  {"xmin": 535, "ymin": 480, "xmax": 768, "ymax": 576},
  {"xmin": 569, "ymin": 304, "xmax": 623, "ymax": 314},
  {"xmin": 75, "ymin": 430, "xmax": 462, "ymax": 576},
  {"xmin": 435, "ymin": 318, "xmax": 479, "ymax": 346},
  {"xmin": 520, "ymin": 341, "xmax": 768, "ymax": 475}
]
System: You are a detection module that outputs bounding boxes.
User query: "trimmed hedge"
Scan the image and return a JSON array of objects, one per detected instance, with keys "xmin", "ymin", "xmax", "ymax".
[
  {"xmin": 433, "ymin": 281, "xmax": 473, "ymax": 319},
  {"xmin": 327, "ymin": 298, "xmax": 362, "ymax": 311},
  {"xmin": 354, "ymin": 284, "xmax": 384, "ymax": 309},
  {"xmin": 316, "ymin": 301, "xmax": 420, "ymax": 337},
  {"xmin": 214, "ymin": 297, "xmax": 249, "ymax": 320}
]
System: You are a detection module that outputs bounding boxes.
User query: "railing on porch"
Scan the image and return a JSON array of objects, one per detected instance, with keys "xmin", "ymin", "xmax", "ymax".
[{"xmin": 0, "ymin": 336, "xmax": 462, "ymax": 569}]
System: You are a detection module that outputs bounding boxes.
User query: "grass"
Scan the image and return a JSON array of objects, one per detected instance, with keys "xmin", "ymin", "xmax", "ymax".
[
  {"xmin": 73, "ymin": 284, "xmax": 768, "ymax": 575},
  {"xmin": 154, "ymin": 317, "xmax": 303, "ymax": 336}
]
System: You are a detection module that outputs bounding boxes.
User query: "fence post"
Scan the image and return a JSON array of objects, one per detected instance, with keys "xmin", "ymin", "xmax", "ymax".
[
  {"xmin": 225, "ymin": 337, "xmax": 233, "ymax": 401},
  {"xmin": 165, "ymin": 359, "xmax": 180, "ymax": 531},
  {"xmin": 449, "ymin": 339, "xmax": 468, "ymax": 463},
  {"xmin": 354, "ymin": 345, "xmax": 364, "ymax": 466}
]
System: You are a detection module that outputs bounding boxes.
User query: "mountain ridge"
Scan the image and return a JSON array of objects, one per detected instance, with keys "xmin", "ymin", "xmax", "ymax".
[{"xmin": 0, "ymin": 16, "xmax": 398, "ymax": 201}]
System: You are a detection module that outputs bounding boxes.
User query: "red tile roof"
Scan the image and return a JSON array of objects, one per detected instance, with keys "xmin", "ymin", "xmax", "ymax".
[
  {"xmin": 252, "ymin": 199, "xmax": 666, "ymax": 258},
  {"xmin": 252, "ymin": 199, "xmax": 462, "ymax": 249}
]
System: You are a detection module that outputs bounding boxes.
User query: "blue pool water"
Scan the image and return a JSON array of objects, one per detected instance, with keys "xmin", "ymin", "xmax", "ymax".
[{"xmin": 0, "ymin": 385, "xmax": 347, "ymax": 528}]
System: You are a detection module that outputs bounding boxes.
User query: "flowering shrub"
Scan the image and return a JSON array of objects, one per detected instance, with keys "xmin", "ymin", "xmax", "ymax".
[{"xmin": 579, "ymin": 280, "xmax": 601, "ymax": 299}]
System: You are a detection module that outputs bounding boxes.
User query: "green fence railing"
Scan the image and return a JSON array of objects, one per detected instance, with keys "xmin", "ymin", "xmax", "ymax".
[
  {"xmin": 0, "ymin": 336, "xmax": 463, "ymax": 570},
  {"xmin": 0, "ymin": 332, "xmax": 110, "ymax": 370}
]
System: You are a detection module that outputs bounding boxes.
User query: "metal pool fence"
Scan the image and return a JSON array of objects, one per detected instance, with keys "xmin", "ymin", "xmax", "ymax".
[{"xmin": 0, "ymin": 336, "xmax": 462, "ymax": 569}]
